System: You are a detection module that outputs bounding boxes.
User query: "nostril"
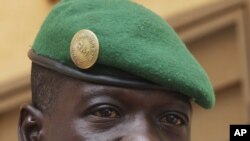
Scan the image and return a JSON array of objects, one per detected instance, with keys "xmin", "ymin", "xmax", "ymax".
[{"xmin": 113, "ymin": 136, "xmax": 123, "ymax": 141}]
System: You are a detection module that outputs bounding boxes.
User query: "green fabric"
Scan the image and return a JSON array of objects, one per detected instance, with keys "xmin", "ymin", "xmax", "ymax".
[{"xmin": 32, "ymin": 0, "xmax": 215, "ymax": 108}]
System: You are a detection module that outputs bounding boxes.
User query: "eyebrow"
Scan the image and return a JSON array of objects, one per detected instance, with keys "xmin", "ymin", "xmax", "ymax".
[
  {"xmin": 169, "ymin": 93, "xmax": 193, "ymax": 111},
  {"xmin": 82, "ymin": 86, "xmax": 124, "ymax": 100}
]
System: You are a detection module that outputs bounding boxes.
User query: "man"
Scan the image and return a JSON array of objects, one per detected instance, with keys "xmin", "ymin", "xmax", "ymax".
[{"xmin": 18, "ymin": 0, "xmax": 215, "ymax": 141}]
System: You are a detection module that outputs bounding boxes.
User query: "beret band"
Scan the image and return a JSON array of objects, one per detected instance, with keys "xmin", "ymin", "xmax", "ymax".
[{"xmin": 29, "ymin": 49, "xmax": 168, "ymax": 90}]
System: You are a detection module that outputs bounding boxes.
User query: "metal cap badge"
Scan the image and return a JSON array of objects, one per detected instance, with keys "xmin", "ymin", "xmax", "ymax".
[{"xmin": 70, "ymin": 29, "xmax": 99, "ymax": 69}]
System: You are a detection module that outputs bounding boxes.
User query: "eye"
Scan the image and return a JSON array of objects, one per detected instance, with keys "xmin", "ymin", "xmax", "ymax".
[
  {"xmin": 159, "ymin": 112, "xmax": 187, "ymax": 126},
  {"xmin": 91, "ymin": 105, "xmax": 121, "ymax": 119}
]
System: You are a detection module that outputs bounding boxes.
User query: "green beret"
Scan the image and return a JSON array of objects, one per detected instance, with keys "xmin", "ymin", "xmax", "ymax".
[{"xmin": 29, "ymin": 0, "xmax": 215, "ymax": 108}]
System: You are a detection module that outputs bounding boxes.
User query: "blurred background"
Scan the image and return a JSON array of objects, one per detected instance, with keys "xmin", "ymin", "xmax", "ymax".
[{"xmin": 1, "ymin": 0, "xmax": 250, "ymax": 141}]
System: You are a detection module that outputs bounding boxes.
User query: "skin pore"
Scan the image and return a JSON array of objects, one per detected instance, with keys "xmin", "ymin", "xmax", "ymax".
[{"xmin": 19, "ymin": 76, "xmax": 192, "ymax": 141}]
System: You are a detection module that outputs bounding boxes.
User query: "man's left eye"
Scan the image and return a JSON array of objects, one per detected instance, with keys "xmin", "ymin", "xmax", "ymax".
[
  {"xmin": 159, "ymin": 112, "xmax": 187, "ymax": 126},
  {"xmin": 91, "ymin": 106, "xmax": 120, "ymax": 118}
]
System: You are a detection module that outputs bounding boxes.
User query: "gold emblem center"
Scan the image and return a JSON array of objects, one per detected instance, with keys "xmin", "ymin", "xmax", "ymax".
[{"xmin": 70, "ymin": 29, "xmax": 99, "ymax": 69}]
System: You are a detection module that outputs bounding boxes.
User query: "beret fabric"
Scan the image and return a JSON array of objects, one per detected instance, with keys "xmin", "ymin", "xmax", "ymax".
[{"xmin": 31, "ymin": 0, "xmax": 215, "ymax": 108}]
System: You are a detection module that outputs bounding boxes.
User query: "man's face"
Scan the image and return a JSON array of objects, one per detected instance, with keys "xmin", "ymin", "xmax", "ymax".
[{"xmin": 20, "ymin": 79, "xmax": 192, "ymax": 141}]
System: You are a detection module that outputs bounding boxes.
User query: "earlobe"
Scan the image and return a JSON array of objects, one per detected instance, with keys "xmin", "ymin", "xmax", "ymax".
[{"xmin": 18, "ymin": 104, "xmax": 44, "ymax": 141}]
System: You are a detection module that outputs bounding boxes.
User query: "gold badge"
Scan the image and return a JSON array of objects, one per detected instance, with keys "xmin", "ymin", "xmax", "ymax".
[{"xmin": 70, "ymin": 29, "xmax": 99, "ymax": 69}]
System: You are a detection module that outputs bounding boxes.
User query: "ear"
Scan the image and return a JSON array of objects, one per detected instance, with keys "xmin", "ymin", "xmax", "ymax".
[{"xmin": 18, "ymin": 104, "xmax": 44, "ymax": 141}]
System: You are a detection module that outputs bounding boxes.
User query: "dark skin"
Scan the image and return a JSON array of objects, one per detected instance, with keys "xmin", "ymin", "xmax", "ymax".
[{"xmin": 19, "ymin": 79, "xmax": 192, "ymax": 141}]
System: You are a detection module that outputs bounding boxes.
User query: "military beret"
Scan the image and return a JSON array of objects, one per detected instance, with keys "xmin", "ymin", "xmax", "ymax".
[{"xmin": 29, "ymin": 0, "xmax": 215, "ymax": 108}]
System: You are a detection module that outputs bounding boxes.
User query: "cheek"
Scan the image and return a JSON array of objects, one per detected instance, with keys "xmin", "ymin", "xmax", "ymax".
[
  {"xmin": 43, "ymin": 117, "xmax": 83, "ymax": 141},
  {"xmin": 44, "ymin": 117, "xmax": 191, "ymax": 141},
  {"xmin": 73, "ymin": 119, "xmax": 125, "ymax": 141}
]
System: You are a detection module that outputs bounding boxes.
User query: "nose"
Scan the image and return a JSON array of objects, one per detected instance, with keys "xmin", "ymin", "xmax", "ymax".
[{"xmin": 120, "ymin": 114, "xmax": 163, "ymax": 141}]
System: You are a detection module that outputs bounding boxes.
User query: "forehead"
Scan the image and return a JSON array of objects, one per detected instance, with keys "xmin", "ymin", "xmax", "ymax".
[{"xmin": 55, "ymin": 78, "xmax": 192, "ymax": 112}]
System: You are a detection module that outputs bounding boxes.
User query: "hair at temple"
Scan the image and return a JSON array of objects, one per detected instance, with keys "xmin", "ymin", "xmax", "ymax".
[{"xmin": 31, "ymin": 63, "xmax": 70, "ymax": 114}]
